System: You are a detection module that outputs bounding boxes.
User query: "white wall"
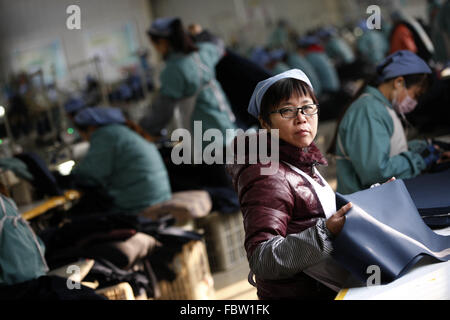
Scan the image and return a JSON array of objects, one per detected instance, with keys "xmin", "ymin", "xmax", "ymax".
[
  {"xmin": 150, "ymin": 0, "xmax": 430, "ymax": 50},
  {"xmin": 150, "ymin": 0, "xmax": 348, "ymax": 49},
  {"xmin": 0, "ymin": 0, "xmax": 430, "ymax": 85},
  {"xmin": 0, "ymin": 0, "xmax": 154, "ymax": 86}
]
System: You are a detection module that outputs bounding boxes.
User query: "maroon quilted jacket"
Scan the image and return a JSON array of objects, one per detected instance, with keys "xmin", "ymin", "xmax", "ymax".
[{"xmin": 226, "ymin": 133, "xmax": 333, "ymax": 299}]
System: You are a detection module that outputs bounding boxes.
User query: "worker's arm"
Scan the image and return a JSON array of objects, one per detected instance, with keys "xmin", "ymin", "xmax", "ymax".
[{"xmin": 341, "ymin": 104, "xmax": 426, "ymax": 188}]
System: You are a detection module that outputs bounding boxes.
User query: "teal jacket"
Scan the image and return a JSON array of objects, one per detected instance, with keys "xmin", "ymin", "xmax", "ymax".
[
  {"xmin": 286, "ymin": 53, "xmax": 322, "ymax": 96},
  {"xmin": 357, "ymin": 30, "xmax": 389, "ymax": 65},
  {"xmin": 305, "ymin": 52, "xmax": 340, "ymax": 92},
  {"xmin": 0, "ymin": 195, "xmax": 48, "ymax": 285},
  {"xmin": 267, "ymin": 26, "xmax": 289, "ymax": 49},
  {"xmin": 270, "ymin": 61, "xmax": 290, "ymax": 75},
  {"xmin": 72, "ymin": 124, "xmax": 171, "ymax": 214},
  {"xmin": 160, "ymin": 42, "xmax": 237, "ymax": 145},
  {"xmin": 325, "ymin": 37, "xmax": 355, "ymax": 65},
  {"xmin": 336, "ymin": 86, "xmax": 427, "ymax": 194}
]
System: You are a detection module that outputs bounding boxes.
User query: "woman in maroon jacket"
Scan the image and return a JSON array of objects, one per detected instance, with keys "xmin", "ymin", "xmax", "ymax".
[{"xmin": 226, "ymin": 69, "xmax": 353, "ymax": 299}]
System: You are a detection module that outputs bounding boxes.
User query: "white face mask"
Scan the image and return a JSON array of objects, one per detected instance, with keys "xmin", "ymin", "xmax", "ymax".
[{"xmin": 392, "ymin": 86, "xmax": 418, "ymax": 114}]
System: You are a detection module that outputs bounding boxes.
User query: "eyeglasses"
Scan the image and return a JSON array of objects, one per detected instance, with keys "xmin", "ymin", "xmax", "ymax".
[{"xmin": 270, "ymin": 104, "xmax": 319, "ymax": 118}]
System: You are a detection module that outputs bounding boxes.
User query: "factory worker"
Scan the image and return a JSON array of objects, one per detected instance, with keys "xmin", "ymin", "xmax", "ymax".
[
  {"xmin": 266, "ymin": 49, "xmax": 291, "ymax": 75},
  {"xmin": 318, "ymin": 27, "xmax": 356, "ymax": 66},
  {"xmin": 227, "ymin": 69, "xmax": 354, "ymax": 299},
  {"xmin": 331, "ymin": 50, "xmax": 443, "ymax": 194},
  {"xmin": 356, "ymin": 20, "xmax": 389, "ymax": 66},
  {"xmin": 140, "ymin": 17, "xmax": 237, "ymax": 147},
  {"xmin": 297, "ymin": 35, "xmax": 340, "ymax": 93},
  {"xmin": 287, "ymin": 43, "xmax": 323, "ymax": 97},
  {"xmin": 72, "ymin": 107, "xmax": 171, "ymax": 214}
]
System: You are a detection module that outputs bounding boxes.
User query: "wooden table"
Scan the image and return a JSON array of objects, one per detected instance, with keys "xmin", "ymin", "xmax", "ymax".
[{"xmin": 19, "ymin": 190, "xmax": 81, "ymax": 221}]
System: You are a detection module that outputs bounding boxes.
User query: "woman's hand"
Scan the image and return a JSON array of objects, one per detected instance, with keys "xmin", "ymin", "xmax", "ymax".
[{"xmin": 326, "ymin": 202, "xmax": 352, "ymax": 236}]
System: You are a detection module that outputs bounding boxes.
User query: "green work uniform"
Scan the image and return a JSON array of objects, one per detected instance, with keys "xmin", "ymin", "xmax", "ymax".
[
  {"xmin": 335, "ymin": 86, "xmax": 426, "ymax": 194},
  {"xmin": 160, "ymin": 42, "xmax": 237, "ymax": 146},
  {"xmin": 72, "ymin": 124, "xmax": 172, "ymax": 214},
  {"xmin": 271, "ymin": 61, "xmax": 290, "ymax": 75},
  {"xmin": 357, "ymin": 30, "xmax": 389, "ymax": 65},
  {"xmin": 325, "ymin": 37, "xmax": 356, "ymax": 65},
  {"xmin": 287, "ymin": 53, "xmax": 323, "ymax": 96},
  {"xmin": 305, "ymin": 52, "xmax": 340, "ymax": 92},
  {"xmin": 0, "ymin": 195, "xmax": 48, "ymax": 285}
]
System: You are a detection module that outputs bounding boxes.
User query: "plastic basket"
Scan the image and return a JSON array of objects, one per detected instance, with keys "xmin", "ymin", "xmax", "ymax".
[
  {"xmin": 157, "ymin": 240, "xmax": 215, "ymax": 300},
  {"xmin": 196, "ymin": 211, "xmax": 247, "ymax": 272}
]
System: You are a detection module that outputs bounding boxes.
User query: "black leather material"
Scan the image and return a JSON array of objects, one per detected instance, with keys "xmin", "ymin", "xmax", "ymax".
[{"xmin": 332, "ymin": 180, "xmax": 450, "ymax": 284}]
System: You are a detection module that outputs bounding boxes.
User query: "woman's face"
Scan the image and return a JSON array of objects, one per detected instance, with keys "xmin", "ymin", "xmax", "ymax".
[
  {"xmin": 151, "ymin": 38, "xmax": 170, "ymax": 56},
  {"xmin": 391, "ymin": 77, "xmax": 424, "ymax": 103},
  {"xmin": 261, "ymin": 93, "xmax": 318, "ymax": 148}
]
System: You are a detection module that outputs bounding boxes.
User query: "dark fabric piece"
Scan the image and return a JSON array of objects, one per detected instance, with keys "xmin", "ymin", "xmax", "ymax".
[
  {"xmin": 44, "ymin": 229, "xmax": 148, "ymax": 269},
  {"xmin": 83, "ymin": 259, "xmax": 154, "ymax": 298},
  {"xmin": 0, "ymin": 275, "xmax": 106, "ymax": 300},
  {"xmin": 136, "ymin": 216, "xmax": 203, "ymax": 282},
  {"xmin": 14, "ymin": 152, "xmax": 63, "ymax": 197},
  {"xmin": 404, "ymin": 169, "xmax": 450, "ymax": 228},
  {"xmin": 81, "ymin": 232, "xmax": 160, "ymax": 270},
  {"xmin": 158, "ymin": 144, "xmax": 233, "ymax": 192},
  {"xmin": 404, "ymin": 169, "xmax": 450, "ymax": 215},
  {"xmin": 204, "ymin": 186, "xmax": 240, "ymax": 214},
  {"xmin": 407, "ymin": 74, "xmax": 450, "ymax": 133},
  {"xmin": 316, "ymin": 90, "xmax": 352, "ymax": 121},
  {"xmin": 67, "ymin": 185, "xmax": 116, "ymax": 215},
  {"xmin": 421, "ymin": 215, "xmax": 450, "ymax": 229},
  {"xmin": 41, "ymin": 213, "xmax": 141, "ymax": 269},
  {"xmin": 215, "ymin": 49, "xmax": 270, "ymax": 129},
  {"xmin": 333, "ymin": 180, "xmax": 450, "ymax": 284},
  {"xmin": 41, "ymin": 212, "xmax": 203, "ymax": 284},
  {"xmin": 336, "ymin": 58, "xmax": 375, "ymax": 82}
]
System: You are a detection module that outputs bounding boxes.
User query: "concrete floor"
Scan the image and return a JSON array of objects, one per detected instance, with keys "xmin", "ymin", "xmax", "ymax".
[{"xmin": 212, "ymin": 260, "xmax": 258, "ymax": 300}]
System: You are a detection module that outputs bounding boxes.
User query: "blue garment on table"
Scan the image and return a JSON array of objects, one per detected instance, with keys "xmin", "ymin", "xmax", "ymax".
[
  {"xmin": 332, "ymin": 180, "xmax": 450, "ymax": 284},
  {"xmin": 404, "ymin": 169, "xmax": 450, "ymax": 228}
]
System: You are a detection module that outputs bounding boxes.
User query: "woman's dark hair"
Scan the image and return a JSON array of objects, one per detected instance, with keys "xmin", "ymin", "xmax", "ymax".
[
  {"xmin": 327, "ymin": 71, "xmax": 430, "ymax": 154},
  {"xmin": 73, "ymin": 123, "xmax": 90, "ymax": 134},
  {"xmin": 149, "ymin": 18, "xmax": 198, "ymax": 56},
  {"xmin": 260, "ymin": 78, "xmax": 318, "ymax": 126}
]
